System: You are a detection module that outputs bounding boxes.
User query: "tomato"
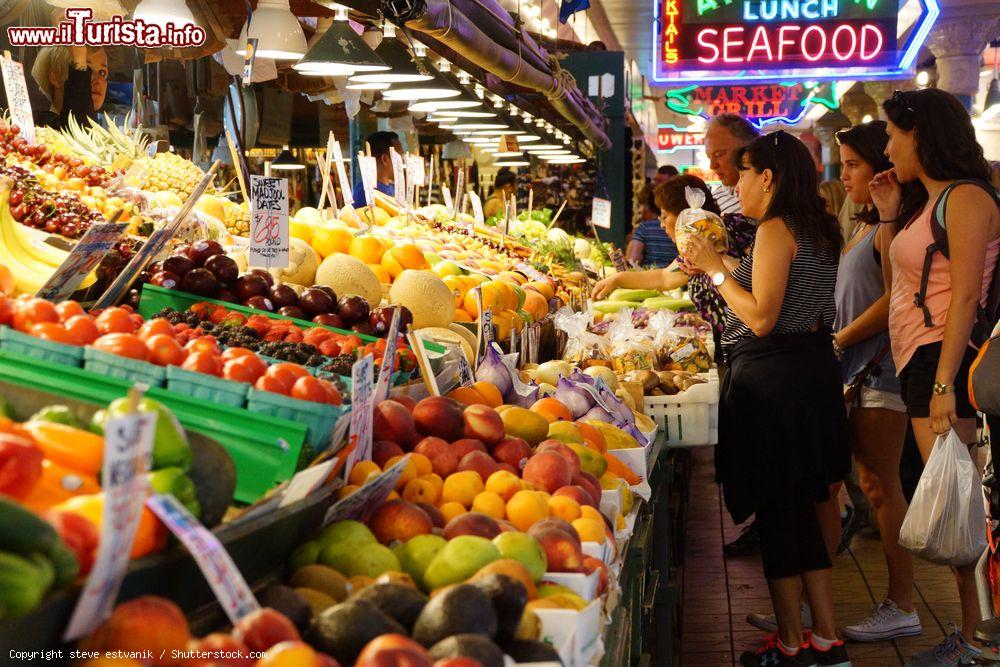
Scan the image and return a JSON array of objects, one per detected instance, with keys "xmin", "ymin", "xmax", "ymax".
[
  {"xmin": 290, "ymin": 375, "xmax": 326, "ymax": 403},
  {"xmin": 255, "ymin": 373, "xmax": 292, "ymax": 396},
  {"xmin": 137, "ymin": 318, "xmax": 173, "ymax": 342},
  {"xmin": 54, "ymin": 300, "xmax": 84, "ymax": 322},
  {"xmin": 12, "ymin": 298, "xmax": 58, "ymax": 332},
  {"xmin": 190, "ymin": 302, "xmax": 215, "ymax": 320},
  {"xmin": 0, "ymin": 296, "xmax": 13, "ymax": 326},
  {"xmin": 318, "ymin": 339, "xmax": 341, "ymax": 357},
  {"xmin": 129, "ymin": 313, "xmax": 145, "ymax": 330},
  {"xmin": 145, "ymin": 334, "xmax": 185, "ymax": 366},
  {"xmin": 221, "ymin": 347, "xmax": 256, "ymax": 363},
  {"xmin": 223, "ymin": 358, "xmax": 264, "ymax": 384},
  {"xmin": 92, "ymin": 333, "xmax": 148, "ymax": 361},
  {"xmin": 95, "ymin": 307, "xmax": 135, "ymax": 335},
  {"xmin": 269, "ymin": 362, "xmax": 311, "ymax": 381},
  {"xmin": 181, "ymin": 350, "xmax": 223, "ymax": 376},
  {"xmin": 319, "ymin": 379, "xmax": 343, "ymax": 406},
  {"xmin": 303, "ymin": 327, "xmax": 331, "ymax": 346},
  {"xmin": 64, "ymin": 315, "xmax": 99, "ymax": 345},
  {"xmin": 29, "ymin": 322, "xmax": 79, "ymax": 346},
  {"xmin": 184, "ymin": 336, "xmax": 221, "ymax": 356}
]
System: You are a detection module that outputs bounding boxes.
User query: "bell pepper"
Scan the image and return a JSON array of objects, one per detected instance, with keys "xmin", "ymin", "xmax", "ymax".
[
  {"xmin": 105, "ymin": 398, "xmax": 192, "ymax": 471},
  {"xmin": 43, "ymin": 510, "xmax": 97, "ymax": 578},
  {"xmin": 22, "ymin": 460, "xmax": 101, "ymax": 512},
  {"xmin": 28, "ymin": 405, "xmax": 85, "ymax": 430},
  {"xmin": 54, "ymin": 493, "xmax": 166, "ymax": 560},
  {"xmin": 88, "ymin": 409, "xmax": 106, "ymax": 436},
  {"xmin": 147, "ymin": 467, "xmax": 200, "ymax": 518},
  {"xmin": 0, "ymin": 433, "xmax": 43, "ymax": 500},
  {"xmin": 21, "ymin": 422, "xmax": 103, "ymax": 477}
]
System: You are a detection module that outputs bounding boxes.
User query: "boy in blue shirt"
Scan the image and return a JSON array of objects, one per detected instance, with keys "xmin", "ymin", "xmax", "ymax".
[{"xmin": 352, "ymin": 130, "xmax": 402, "ymax": 206}]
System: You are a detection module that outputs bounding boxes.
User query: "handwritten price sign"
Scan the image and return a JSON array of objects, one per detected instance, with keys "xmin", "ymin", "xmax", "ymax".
[
  {"xmin": 249, "ymin": 175, "xmax": 289, "ymax": 269},
  {"xmin": 1, "ymin": 53, "xmax": 34, "ymax": 144}
]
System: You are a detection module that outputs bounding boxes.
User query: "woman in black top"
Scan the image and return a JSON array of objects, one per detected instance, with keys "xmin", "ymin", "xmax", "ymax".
[
  {"xmin": 687, "ymin": 131, "xmax": 850, "ymax": 667},
  {"xmin": 29, "ymin": 45, "xmax": 107, "ymax": 129}
]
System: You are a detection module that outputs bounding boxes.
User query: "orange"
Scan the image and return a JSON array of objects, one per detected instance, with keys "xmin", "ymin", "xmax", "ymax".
[
  {"xmin": 348, "ymin": 235, "xmax": 385, "ymax": 264},
  {"xmin": 409, "ymin": 453, "xmax": 433, "ymax": 476},
  {"xmin": 349, "ymin": 461, "xmax": 381, "ymax": 486},
  {"xmin": 548, "ymin": 495, "xmax": 582, "ymax": 522},
  {"xmin": 531, "ymin": 397, "xmax": 572, "ymax": 423},
  {"xmin": 338, "ymin": 484, "xmax": 360, "ymax": 499},
  {"xmin": 522, "ymin": 290, "xmax": 549, "ymax": 321},
  {"xmin": 441, "ymin": 470, "xmax": 485, "ymax": 508},
  {"xmin": 447, "ymin": 386, "xmax": 487, "ymax": 407},
  {"xmin": 385, "ymin": 455, "xmax": 419, "ymax": 490},
  {"xmin": 453, "ymin": 309, "xmax": 474, "ymax": 323},
  {"xmin": 368, "ymin": 262, "xmax": 392, "ymax": 284},
  {"xmin": 524, "ymin": 280, "xmax": 555, "ymax": 300},
  {"xmin": 572, "ymin": 518, "xmax": 607, "ymax": 543},
  {"xmin": 442, "ymin": 275, "xmax": 468, "ymax": 308},
  {"xmin": 472, "ymin": 381, "xmax": 504, "ymax": 408},
  {"xmin": 506, "ymin": 489, "xmax": 550, "ymax": 532},
  {"xmin": 491, "ymin": 281, "xmax": 515, "ymax": 311},
  {"xmin": 257, "ymin": 641, "xmax": 321, "ymax": 667},
  {"xmin": 402, "ymin": 477, "xmax": 440, "ymax": 505},
  {"xmin": 463, "ymin": 283, "xmax": 504, "ymax": 318},
  {"xmin": 391, "ymin": 243, "xmax": 428, "ymax": 270},
  {"xmin": 379, "ymin": 251, "xmax": 404, "ymax": 280},
  {"xmin": 386, "ymin": 490, "xmax": 401, "ymax": 501},
  {"xmin": 493, "ymin": 310, "xmax": 514, "ymax": 341},
  {"xmin": 472, "ymin": 491, "xmax": 507, "ymax": 519},
  {"xmin": 311, "ymin": 226, "xmax": 353, "ymax": 258},
  {"xmin": 485, "ymin": 470, "xmax": 523, "ymax": 502},
  {"xmin": 439, "ymin": 501, "xmax": 466, "ymax": 522}
]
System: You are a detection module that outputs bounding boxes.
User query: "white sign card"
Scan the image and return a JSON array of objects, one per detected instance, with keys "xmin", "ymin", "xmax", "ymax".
[
  {"xmin": 248, "ymin": 175, "xmax": 289, "ymax": 269},
  {"xmin": 1, "ymin": 53, "xmax": 34, "ymax": 143},
  {"xmin": 64, "ymin": 411, "xmax": 156, "ymax": 640},
  {"xmin": 279, "ymin": 458, "xmax": 337, "ymax": 508},
  {"xmin": 591, "ymin": 197, "xmax": 612, "ymax": 229},
  {"xmin": 344, "ymin": 354, "xmax": 375, "ymax": 478},
  {"xmin": 457, "ymin": 353, "xmax": 475, "ymax": 387},
  {"xmin": 389, "ymin": 148, "xmax": 406, "ymax": 207},
  {"xmin": 324, "ymin": 455, "xmax": 411, "ymax": 526},
  {"xmin": 374, "ymin": 308, "xmax": 403, "ymax": 402},
  {"xmin": 469, "ymin": 191, "xmax": 485, "ymax": 225},
  {"xmin": 332, "ymin": 140, "xmax": 354, "ymax": 206},
  {"xmin": 358, "ymin": 154, "xmax": 378, "ymax": 208},
  {"xmin": 37, "ymin": 222, "xmax": 128, "ymax": 301},
  {"xmin": 442, "ymin": 185, "xmax": 454, "ymax": 213}
]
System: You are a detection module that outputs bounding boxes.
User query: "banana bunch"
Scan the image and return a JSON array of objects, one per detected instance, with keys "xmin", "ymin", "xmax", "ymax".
[{"xmin": 0, "ymin": 184, "xmax": 97, "ymax": 295}]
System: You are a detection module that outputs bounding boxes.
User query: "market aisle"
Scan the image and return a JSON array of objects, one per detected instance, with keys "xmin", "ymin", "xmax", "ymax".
[{"xmin": 680, "ymin": 447, "xmax": 963, "ymax": 666}]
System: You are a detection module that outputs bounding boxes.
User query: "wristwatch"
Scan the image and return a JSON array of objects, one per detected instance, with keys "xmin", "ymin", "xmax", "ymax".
[
  {"xmin": 711, "ymin": 271, "xmax": 727, "ymax": 287},
  {"xmin": 932, "ymin": 382, "xmax": 955, "ymax": 395}
]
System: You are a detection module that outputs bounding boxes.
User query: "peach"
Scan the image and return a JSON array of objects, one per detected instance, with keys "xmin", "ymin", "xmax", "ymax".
[
  {"xmin": 553, "ymin": 485, "xmax": 598, "ymax": 509},
  {"xmin": 258, "ymin": 641, "xmax": 326, "ymax": 667},
  {"xmin": 402, "ymin": 478, "xmax": 440, "ymax": 505},
  {"xmin": 450, "ymin": 438, "xmax": 488, "ymax": 460},
  {"xmin": 184, "ymin": 634, "xmax": 255, "ymax": 666},
  {"xmin": 442, "ymin": 511, "xmax": 502, "ymax": 540},
  {"xmin": 412, "ymin": 396, "xmax": 465, "ymax": 441},
  {"xmin": 393, "ymin": 395, "xmax": 418, "ymax": 413},
  {"xmin": 373, "ymin": 400, "xmax": 418, "ymax": 448},
  {"xmin": 373, "ymin": 440, "xmax": 405, "ymax": 468},
  {"xmin": 368, "ymin": 500, "xmax": 434, "ymax": 544},
  {"xmin": 496, "ymin": 519, "xmax": 518, "ymax": 533},
  {"xmin": 416, "ymin": 502, "xmax": 447, "ymax": 528},
  {"xmin": 497, "ymin": 463, "xmax": 517, "ymax": 475},
  {"xmin": 529, "ymin": 525, "xmax": 584, "ymax": 573},
  {"xmin": 582, "ymin": 556, "xmax": 609, "ymax": 597},
  {"xmin": 490, "ymin": 437, "xmax": 532, "ymax": 472},
  {"xmin": 536, "ymin": 440, "xmax": 581, "ymax": 476},
  {"xmin": 457, "ymin": 450, "xmax": 500, "ymax": 483},
  {"xmin": 80, "ymin": 596, "xmax": 190, "ymax": 664},
  {"xmin": 522, "ymin": 451, "xmax": 574, "ymax": 494},
  {"xmin": 356, "ymin": 634, "xmax": 431, "ymax": 667},
  {"xmin": 232, "ymin": 608, "xmax": 301, "ymax": 653},
  {"xmin": 414, "ymin": 437, "xmax": 459, "ymax": 477},
  {"xmin": 462, "ymin": 404, "xmax": 505, "ymax": 446},
  {"xmin": 572, "ymin": 472, "xmax": 602, "ymax": 507},
  {"xmin": 528, "ymin": 517, "xmax": 579, "ymax": 541}
]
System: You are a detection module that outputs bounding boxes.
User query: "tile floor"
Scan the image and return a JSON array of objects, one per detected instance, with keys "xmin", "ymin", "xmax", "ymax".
[{"xmin": 680, "ymin": 447, "xmax": 968, "ymax": 666}]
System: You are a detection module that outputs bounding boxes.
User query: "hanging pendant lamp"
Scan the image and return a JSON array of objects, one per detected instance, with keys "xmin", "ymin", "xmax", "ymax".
[{"xmin": 236, "ymin": 0, "xmax": 306, "ymax": 60}]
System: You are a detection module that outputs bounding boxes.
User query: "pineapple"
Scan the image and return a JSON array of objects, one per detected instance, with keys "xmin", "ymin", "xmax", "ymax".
[
  {"xmin": 224, "ymin": 200, "xmax": 250, "ymax": 236},
  {"xmin": 135, "ymin": 151, "xmax": 212, "ymax": 199}
]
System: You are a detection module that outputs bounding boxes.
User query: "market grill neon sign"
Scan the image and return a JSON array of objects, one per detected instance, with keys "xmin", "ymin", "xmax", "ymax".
[
  {"xmin": 665, "ymin": 82, "xmax": 838, "ymax": 128},
  {"xmin": 652, "ymin": 0, "xmax": 938, "ymax": 84}
]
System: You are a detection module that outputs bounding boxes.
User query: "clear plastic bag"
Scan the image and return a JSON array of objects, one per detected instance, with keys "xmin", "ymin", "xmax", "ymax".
[
  {"xmin": 674, "ymin": 186, "xmax": 727, "ymax": 257},
  {"xmin": 553, "ymin": 307, "xmax": 610, "ymax": 365},
  {"xmin": 607, "ymin": 310, "xmax": 656, "ymax": 374},
  {"xmin": 899, "ymin": 429, "xmax": 987, "ymax": 566}
]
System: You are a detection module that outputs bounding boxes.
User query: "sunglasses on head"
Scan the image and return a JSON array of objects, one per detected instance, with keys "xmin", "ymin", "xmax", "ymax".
[{"xmin": 887, "ymin": 90, "xmax": 916, "ymax": 128}]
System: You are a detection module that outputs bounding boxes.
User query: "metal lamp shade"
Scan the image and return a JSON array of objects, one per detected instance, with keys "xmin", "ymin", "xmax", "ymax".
[
  {"xmin": 348, "ymin": 39, "xmax": 434, "ymax": 85},
  {"xmin": 381, "ymin": 62, "xmax": 462, "ymax": 102},
  {"xmin": 236, "ymin": 0, "xmax": 306, "ymax": 60},
  {"xmin": 271, "ymin": 147, "xmax": 304, "ymax": 170},
  {"xmin": 293, "ymin": 20, "xmax": 389, "ymax": 77}
]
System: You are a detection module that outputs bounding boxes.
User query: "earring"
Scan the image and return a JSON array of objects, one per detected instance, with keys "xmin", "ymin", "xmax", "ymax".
[{"xmin": 763, "ymin": 186, "xmax": 771, "ymax": 193}]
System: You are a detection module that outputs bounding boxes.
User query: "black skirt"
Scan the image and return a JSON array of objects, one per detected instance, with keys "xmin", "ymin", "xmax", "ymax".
[{"xmin": 717, "ymin": 332, "xmax": 850, "ymax": 525}]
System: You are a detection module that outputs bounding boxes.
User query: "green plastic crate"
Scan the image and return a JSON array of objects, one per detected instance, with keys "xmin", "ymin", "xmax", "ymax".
[
  {"xmin": 0, "ymin": 327, "xmax": 84, "ymax": 367},
  {"xmin": 247, "ymin": 387, "xmax": 346, "ymax": 451},
  {"xmin": 83, "ymin": 348, "xmax": 167, "ymax": 387},
  {"xmin": 166, "ymin": 366, "xmax": 249, "ymax": 408}
]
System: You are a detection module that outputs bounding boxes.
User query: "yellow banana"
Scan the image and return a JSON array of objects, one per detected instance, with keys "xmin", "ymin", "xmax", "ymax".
[{"xmin": 0, "ymin": 187, "xmax": 53, "ymax": 294}]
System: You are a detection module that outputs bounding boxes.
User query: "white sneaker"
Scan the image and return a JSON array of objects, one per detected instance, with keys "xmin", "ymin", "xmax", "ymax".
[
  {"xmin": 746, "ymin": 603, "xmax": 813, "ymax": 633},
  {"xmin": 842, "ymin": 600, "xmax": 922, "ymax": 642}
]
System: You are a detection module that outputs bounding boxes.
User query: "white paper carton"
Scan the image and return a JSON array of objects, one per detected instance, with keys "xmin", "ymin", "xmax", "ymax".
[
  {"xmin": 534, "ymin": 600, "xmax": 603, "ymax": 667},
  {"xmin": 541, "ymin": 569, "xmax": 601, "ymax": 601},
  {"xmin": 582, "ymin": 539, "xmax": 614, "ymax": 565}
]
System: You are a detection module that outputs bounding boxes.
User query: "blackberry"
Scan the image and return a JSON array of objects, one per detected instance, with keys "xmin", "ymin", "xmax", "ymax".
[{"xmin": 306, "ymin": 355, "xmax": 324, "ymax": 367}]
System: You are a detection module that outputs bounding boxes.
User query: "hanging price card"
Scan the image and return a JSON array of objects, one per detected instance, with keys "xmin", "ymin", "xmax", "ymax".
[
  {"xmin": 1, "ymin": 52, "xmax": 34, "ymax": 143},
  {"xmin": 64, "ymin": 409, "xmax": 156, "ymax": 640},
  {"xmin": 469, "ymin": 191, "xmax": 485, "ymax": 224},
  {"xmin": 591, "ymin": 197, "xmax": 612, "ymax": 229},
  {"xmin": 37, "ymin": 221, "xmax": 128, "ymax": 301},
  {"xmin": 249, "ymin": 175, "xmax": 289, "ymax": 269},
  {"xmin": 442, "ymin": 185, "xmax": 454, "ymax": 213},
  {"xmin": 332, "ymin": 140, "xmax": 354, "ymax": 206},
  {"xmin": 390, "ymin": 147, "xmax": 406, "ymax": 207},
  {"xmin": 358, "ymin": 154, "xmax": 378, "ymax": 208},
  {"xmin": 147, "ymin": 494, "xmax": 260, "ymax": 625},
  {"xmin": 457, "ymin": 353, "xmax": 475, "ymax": 387},
  {"xmin": 344, "ymin": 354, "xmax": 375, "ymax": 478},
  {"xmin": 324, "ymin": 455, "xmax": 411, "ymax": 527},
  {"xmin": 374, "ymin": 307, "xmax": 403, "ymax": 402}
]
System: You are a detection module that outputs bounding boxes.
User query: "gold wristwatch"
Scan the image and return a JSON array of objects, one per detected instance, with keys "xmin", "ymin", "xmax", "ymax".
[{"xmin": 932, "ymin": 382, "xmax": 955, "ymax": 395}]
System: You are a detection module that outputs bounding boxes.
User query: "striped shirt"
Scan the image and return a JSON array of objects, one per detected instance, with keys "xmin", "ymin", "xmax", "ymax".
[
  {"xmin": 721, "ymin": 215, "xmax": 839, "ymax": 353},
  {"xmin": 633, "ymin": 219, "xmax": 679, "ymax": 268},
  {"xmin": 713, "ymin": 184, "xmax": 742, "ymax": 216}
]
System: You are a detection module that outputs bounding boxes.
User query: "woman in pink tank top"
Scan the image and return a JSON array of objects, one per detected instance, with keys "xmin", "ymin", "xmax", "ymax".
[{"xmin": 872, "ymin": 88, "xmax": 1000, "ymax": 664}]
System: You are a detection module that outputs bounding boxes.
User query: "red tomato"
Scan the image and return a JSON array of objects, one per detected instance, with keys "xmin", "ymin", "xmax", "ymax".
[
  {"xmin": 221, "ymin": 347, "xmax": 256, "ymax": 363},
  {"xmin": 318, "ymin": 379, "xmax": 343, "ymax": 406},
  {"xmin": 190, "ymin": 302, "xmax": 215, "ymax": 319},
  {"xmin": 95, "ymin": 307, "xmax": 135, "ymax": 335},
  {"xmin": 137, "ymin": 318, "xmax": 173, "ymax": 342},
  {"xmin": 54, "ymin": 300, "xmax": 85, "ymax": 322},
  {"xmin": 92, "ymin": 333, "xmax": 148, "ymax": 361},
  {"xmin": 184, "ymin": 336, "xmax": 221, "ymax": 356},
  {"xmin": 223, "ymin": 358, "xmax": 264, "ymax": 384},
  {"xmin": 291, "ymin": 375, "xmax": 326, "ymax": 403},
  {"xmin": 0, "ymin": 296, "xmax": 12, "ymax": 326},
  {"xmin": 129, "ymin": 313, "xmax": 145, "ymax": 330},
  {"xmin": 181, "ymin": 350, "xmax": 223, "ymax": 376},
  {"xmin": 255, "ymin": 373, "xmax": 292, "ymax": 396},
  {"xmin": 269, "ymin": 362, "xmax": 311, "ymax": 381},
  {"xmin": 146, "ymin": 334, "xmax": 185, "ymax": 367},
  {"xmin": 29, "ymin": 322, "xmax": 79, "ymax": 346},
  {"xmin": 12, "ymin": 298, "xmax": 58, "ymax": 332},
  {"xmin": 64, "ymin": 315, "xmax": 98, "ymax": 345}
]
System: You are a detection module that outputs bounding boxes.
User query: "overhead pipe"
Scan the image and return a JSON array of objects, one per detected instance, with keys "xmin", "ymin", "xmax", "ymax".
[{"xmin": 381, "ymin": 0, "xmax": 611, "ymax": 149}]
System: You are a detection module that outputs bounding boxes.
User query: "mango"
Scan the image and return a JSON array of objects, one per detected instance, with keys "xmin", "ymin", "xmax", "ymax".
[
  {"xmin": 567, "ymin": 443, "xmax": 607, "ymax": 477},
  {"xmin": 585, "ymin": 421, "xmax": 640, "ymax": 450},
  {"xmin": 500, "ymin": 408, "xmax": 550, "ymax": 446},
  {"xmin": 547, "ymin": 421, "xmax": 584, "ymax": 444},
  {"xmin": 492, "ymin": 532, "xmax": 548, "ymax": 582}
]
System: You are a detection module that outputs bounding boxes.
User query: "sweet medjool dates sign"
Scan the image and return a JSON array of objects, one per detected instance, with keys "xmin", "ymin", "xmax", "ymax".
[{"xmin": 249, "ymin": 175, "xmax": 289, "ymax": 269}]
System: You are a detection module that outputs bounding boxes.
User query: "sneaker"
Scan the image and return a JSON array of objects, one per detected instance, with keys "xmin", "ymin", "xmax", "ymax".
[
  {"xmin": 810, "ymin": 635, "xmax": 852, "ymax": 667},
  {"xmin": 740, "ymin": 634, "xmax": 818, "ymax": 667},
  {"xmin": 841, "ymin": 600, "xmax": 922, "ymax": 642},
  {"xmin": 906, "ymin": 628, "xmax": 981, "ymax": 667},
  {"xmin": 748, "ymin": 603, "xmax": 813, "ymax": 633},
  {"xmin": 725, "ymin": 520, "xmax": 760, "ymax": 556}
]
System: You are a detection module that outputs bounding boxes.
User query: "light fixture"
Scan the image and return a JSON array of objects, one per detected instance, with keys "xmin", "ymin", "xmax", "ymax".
[
  {"xmin": 236, "ymin": 0, "xmax": 306, "ymax": 60},
  {"xmin": 471, "ymin": 128, "xmax": 525, "ymax": 136},
  {"xmin": 525, "ymin": 144, "xmax": 564, "ymax": 151},
  {"xmin": 293, "ymin": 7, "xmax": 388, "ymax": 76},
  {"xmin": 381, "ymin": 62, "xmax": 463, "ymax": 101},
  {"xmin": 346, "ymin": 80, "xmax": 391, "ymax": 91},
  {"xmin": 516, "ymin": 134, "xmax": 541, "ymax": 142},
  {"xmin": 271, "ymin": 146, "xmax": 304, "ymax": 170},
  {"xmin": 490, "ymin": 151, "xmax": 524, "ymax": 158},
  {"xmin": 409, "ymin": 88, "xmax": 483, "ymax": 112},
  {"xmin": 546, "ymin": 157, "xmax": 585, "ymax": 164},
  {"xmin": 432, "ymin": 108, "xmax": 498, "ymax": 119},
  {"xmin": 861, "ymin": 114, "xmax": 873, "ymax": 123},
  {"xmin": 440, "ymin": 122, "xmax": 508, "ymax": 131},
  {"xmin": 493, "ymin": 160, "xmax": 530, "ymax": 167},
  {"xmin": 133, "ymin": 0, "xmax": 198, "ymax": 28},
  {"xmin": 463, "ymin": 137, "xmax": 497, "ymax": 144},
  {"xmin": 535, "ymin": 150, "xmax": 572, "ymax": 156},
  {"xmin": 916, "ymin": 70, "xmax": 930, "ymax": 87},
  {"xmin": 348, "ymin": 23, "xmax": 434, "ymax": 85},
  {"xmin": 535, "ymin": 118, "xmax": 545, "ymax": 127}
]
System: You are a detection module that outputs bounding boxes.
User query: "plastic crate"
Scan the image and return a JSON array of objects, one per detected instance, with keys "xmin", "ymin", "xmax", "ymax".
[
  {"xmin": 166, "ymin": 366, "xmax": 249, "ymax": 408},
  {"xmin": 643, "ymin": 380, "xmax": 720, "ymax": 447},
  {"xmin": 0, "ymin": 327, "xmax": 84, "ymax": 367},
  {"xmin": 247, "ymin": 387, "xmax": 346, "ymax": 451},
  {"xmin": 83, "ymin": 348, "xmax": 167, "ymax": 387}
]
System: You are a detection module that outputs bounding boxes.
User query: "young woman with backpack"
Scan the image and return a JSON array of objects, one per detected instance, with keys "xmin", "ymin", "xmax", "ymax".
[{"xmin": 872, "ymin": 88, "xmax": 1000, "ymax": 666}]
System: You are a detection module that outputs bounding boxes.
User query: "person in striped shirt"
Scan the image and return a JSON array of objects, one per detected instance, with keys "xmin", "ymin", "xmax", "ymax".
[{"xmin": 627, "ymin": 184, "xmax": 678, "ymax": 268}]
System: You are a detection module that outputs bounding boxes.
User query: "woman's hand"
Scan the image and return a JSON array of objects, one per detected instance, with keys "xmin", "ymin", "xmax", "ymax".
[
  {"xmin": 869, "ymin": 169, "xmax": 902, "ymax": 222},
  {"xmin": 684, "ymin": 235, "xmax": 726, "ymax": 275},
  {"xmin": 591, "ymin": 275, "xmax": 619, "ymax": 300},
  {"xmin": 929, "ymin": 392, "xmax": 958, "ymax": 434}
]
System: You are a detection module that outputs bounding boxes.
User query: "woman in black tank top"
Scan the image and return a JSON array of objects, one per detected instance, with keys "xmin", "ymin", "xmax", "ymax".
[{"xmin": 687, "ymin": 131, "xmax": 850, "ymax": 667}]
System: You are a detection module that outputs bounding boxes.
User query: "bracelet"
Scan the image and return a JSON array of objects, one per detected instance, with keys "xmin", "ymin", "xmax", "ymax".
[
  {"xmin": 878, "ymin": 218, "xmax": 897, "ymax": 225},
  {"xmin": 831, "ymin": 335, "xmax": 843, "ymax": 359}
]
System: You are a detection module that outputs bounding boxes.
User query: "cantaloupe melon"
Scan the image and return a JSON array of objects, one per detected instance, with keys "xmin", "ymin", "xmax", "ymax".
[
  {"xmin": 267, "ymin": 237, "xmax": 320, "ymax": 286},
  {"xmin": 314, "ymin": 253, "xmax": 382, "ymax": 307},
  {"xmin": 388, "ymin": 270, "xmax": 456, "ymax": 330}
]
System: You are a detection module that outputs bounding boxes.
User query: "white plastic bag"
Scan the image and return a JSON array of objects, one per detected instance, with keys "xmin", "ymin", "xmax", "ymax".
[
  {"xmin": 899, "ymin": 429, "xmax": 987, "ymax": 565},
  {"xmin": 674, "ymin": 186, "xmax": 727, "ymax": 257}
]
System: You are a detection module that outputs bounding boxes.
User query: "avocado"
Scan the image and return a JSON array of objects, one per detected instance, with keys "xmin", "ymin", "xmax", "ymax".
[
  {"xmin": 470, "ymin": 573, "xmax": 527, "ymax": 645},
  {"xmin": 504, "ymin": 639, "xmax": 563, "ymax": 664},
  {"xmin": 429, "ymin": 634, "xmax": 505, "ymax": 667},
  {"xmin": 289, "ymin": 564, "xmax": 350, "ymax": 602},
  {"xmin": 186, "ymin": 433, "xmax": 236, "ymax": 527},
  {"xmin": 349, "ymin": 582, "xmax": 428, "ymax": 631},
  {"xmin": 294, "ymin": 587, "xmax": 337, "ymax": 615},
  {"xmin": 307, "ymin": 599, "xmax": 406, "ymax": 665},
  {"xmin": 258, "ymin": 585, "xmax": 312, "ymax": 632},
  {"xmin": 412, "ymin": 584, "xmax": 498, "ymax": 647}
]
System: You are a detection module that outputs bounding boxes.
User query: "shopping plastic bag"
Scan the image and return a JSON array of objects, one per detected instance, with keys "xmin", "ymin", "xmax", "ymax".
[{"xmin": 899, "ymin": 429, "xmax": 988, "ymax": 566}]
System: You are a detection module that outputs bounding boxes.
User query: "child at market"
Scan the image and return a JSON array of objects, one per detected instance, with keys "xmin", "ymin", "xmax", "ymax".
[
  {"xmin": 873, "ymin": 88, "xmax": 1000, "ymax": 667},
  {"xmin": 626, "ymin": 183, "xmax": 678, "ymax": 268},
  {"xmin": 484, "ymin": 168, "xmax": 517, "ymax": 219},
  {"xmin": 686, "ymin": 130, "xmax": 850, "ymax": 667}
]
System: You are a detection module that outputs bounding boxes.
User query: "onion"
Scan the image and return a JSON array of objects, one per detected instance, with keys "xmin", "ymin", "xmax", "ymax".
[
  {"xmin": 570, "ymin": 369, "xmax": 595, "ymax": 385},
  {"xmin": 534, "ymin": 360, "xmax": 573, "ymax": 386},
  {"xmin": 582, "ymin": 405, "xmax": 614, "ymax": 422},
  {"xmin": 511, "ymin": 381, "xmax": 540, "ymax": 408},
  {"xmin": 475, "ymin": 343, "xmax": 513, "ymax": 397},
  {"xmin": 584, "ymin": 365, "xmax": 618, "ymax": 390},
  {"xmin": 554, "ymin": 377, "xmax": 595, "ymax": 419}
]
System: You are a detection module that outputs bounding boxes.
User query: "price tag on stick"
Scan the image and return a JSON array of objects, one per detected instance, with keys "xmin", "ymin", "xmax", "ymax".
[
  {"xmin": 591, "ymin": 197, "xmax": 612, "ymax": 229},
  {"xmin": 469, "ymin": 191, "xmax": 485, "ymax": 225},
  {"xmin": 442, "ymin": 186, "xmax": 453, "ymax": 213},
  {"xmin": 358, "ymin": 153, "xmax": 378, "ymax": 210},
  {"xmin": 374, "ymin": 307, "xmax": 403, "ymax": 402},
  {"xmin": 408, "ymin": 332, "xmax": 440, "ymax": 396},
  {"xmin": 37, "ymin": 220, "xmax": 128, "ymax": 301},
  {"xmin": 324, "ymin": 455, "xmax": 411, "ymax": 526},
  {"xmin": 343, "ymin": 354, "xmax": 375, "ymax": 478},
  {"xmin": 249, "ymin": 175, "xmax": 289, "ymax": 270},
  {"xmin": 390, "ymin": 147, "xmax": 406, "ymax": 208},
  {"xmin": 1, "ymin": 51, "xmax": 34, "ymax": 143}
]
